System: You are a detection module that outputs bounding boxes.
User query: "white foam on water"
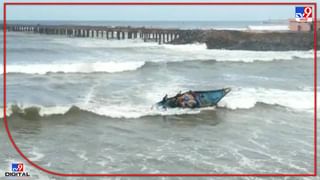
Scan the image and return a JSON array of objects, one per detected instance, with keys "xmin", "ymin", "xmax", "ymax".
[
  {"xmin": 77, "ymin": 151, "xmax": 89, "ymax": 161},
  {"xmin": 38, "ymin": 106, "xmax": 72, "ymax": 116},
  {"xmin": 2, "ymin": 61, "xmax": 145, "ymax": 74},
  {"xmin": 161, "ymin": 44, "xmax": 315, "ymax": 62},
  {"xmin": 219, "ymin": 87, "xmax": 315, "ymax": 111},
  {"xmin": 2, "ymin": 87, "xmax": 317, "ymax": 119},
  {"xmin": 213, "ymin": 27, "xmax": 248, "ymax": 31},
  {"xmin": 247, "ymin": 25, "xmax": 289, "ymax": 31},
  {"xmin": 83, "ymin": 104, "xmax": 205, "ymax": 119},
  {"xmin": 28, "ymin": 148, "xmax": 45, "ymax": 162},
  {"xmin": 3, "ymin": 38, "xmax": 316, "ymax": 75},
  {"xmin": 52, "ymin": 37, "xmax": 155, "ymax": 48}
]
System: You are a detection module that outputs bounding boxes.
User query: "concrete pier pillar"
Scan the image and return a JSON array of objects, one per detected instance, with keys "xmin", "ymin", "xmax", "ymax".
[
  {"xmin": 85, "ymin": 30, "xmax": 88, "ymax": 37},
  {"xmin": 65, "ymin": 29, "xmax": 69, "ymax": 36},
  {"xmin": 117, "ymin": 31, "xmax": 120, "ymax": 40},
  {"xmin": 80, "ymin": 29, "xmax": 84, "ymax": 37},
  {"xmin": 112, "ymin": 31, "xmax": 115, "ymax": 39},
  {"xmin": 75, "ymin": 29, "xmax": 78, "ymax": 37},
  {"xmin": 106, "ymin": 31, "xmax": 110, "ymax": 39},
  {"xmin": 159, "ymin": 33, "xmax": 164, "ymax": 44},
  {"xmin": 121, "ymin": 31, "xmax": 125, "ymax": 39},
  {"xmin": 92, "ymin": 30, "xmax": 95, "ymax": 38}
]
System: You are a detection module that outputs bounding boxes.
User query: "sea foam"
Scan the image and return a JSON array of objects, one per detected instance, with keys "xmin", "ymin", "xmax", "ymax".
[
  {"xmin": 1, "ymin": 88, "xmax": 317, "ymax": 119},
  {"xmin": 2, "ymin": 61, "xmax": 145, "ymax": 74}
]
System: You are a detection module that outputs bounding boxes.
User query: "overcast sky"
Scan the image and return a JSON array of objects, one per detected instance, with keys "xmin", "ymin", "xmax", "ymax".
[{"xmin": 1, "ymin": 0, "xmax": 318, "ymax": 21}]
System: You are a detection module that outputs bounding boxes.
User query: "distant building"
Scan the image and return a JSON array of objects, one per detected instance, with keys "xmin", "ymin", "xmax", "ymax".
[{"xmin": 289, "ymin": 19, "xmax": 320, "ymax": 32}]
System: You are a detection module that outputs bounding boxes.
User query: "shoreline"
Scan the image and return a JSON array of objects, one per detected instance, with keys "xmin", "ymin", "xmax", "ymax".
[
  {"xmin": 1, "ymin": 23, "xmax": 319, "ymax": 51},
  {"xmin": 171, "ymin": 29, "xmax": 318, "ymax": 51}
]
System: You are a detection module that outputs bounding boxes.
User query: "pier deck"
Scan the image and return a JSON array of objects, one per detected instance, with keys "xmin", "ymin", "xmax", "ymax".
[{"xmin": 2, "ymin": 24, "xmax": 185, "ymax": 44}]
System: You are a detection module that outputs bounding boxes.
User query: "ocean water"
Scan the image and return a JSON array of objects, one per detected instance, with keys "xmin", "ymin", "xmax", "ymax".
[{"xmin": 0, "ymin": 24, "xmax": 318, "ymax": 179}]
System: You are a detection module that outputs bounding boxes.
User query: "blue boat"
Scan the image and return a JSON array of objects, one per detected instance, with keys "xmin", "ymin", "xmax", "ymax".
[{"xmin": 156, "ymin": 88, "xmax": 231, "ymax": 109}]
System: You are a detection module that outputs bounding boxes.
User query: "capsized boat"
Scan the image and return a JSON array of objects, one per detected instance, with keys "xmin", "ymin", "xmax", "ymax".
[{"xmin": 156, "ymin": 88, "xmax": 231, "ymax": 109}]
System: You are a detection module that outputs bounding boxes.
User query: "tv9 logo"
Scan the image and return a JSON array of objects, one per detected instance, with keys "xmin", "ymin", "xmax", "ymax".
[
  {"xmin": 4, "ymin": 162, "xmax": 30, "ymax": 177},
  {"xmin": 12, "ymin": 163, "xmax": 24, "ymax": 172},
  {"xmin": 295, "ymin": 6, "xmax": 313, "ymax": 22}
]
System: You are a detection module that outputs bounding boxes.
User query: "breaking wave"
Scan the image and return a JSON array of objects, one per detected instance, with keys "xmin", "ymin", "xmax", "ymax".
[
  {"xmin": 1, "ymin": 88, "xmax": 316, "ymax": 119},
  {"xmin": 2, "ymin": 61, "xmax": 146, "ymax": 74},
  {"xmin": 219, "ymin": 88, "xmax": 315, "ymax": 111},
  {"xmin": 2, "ymin": 49, "xmax": 314, "ymax": 75},
  {"xmin": 1, "ymin": 41, "xmax": 315, "ymax": 75}
]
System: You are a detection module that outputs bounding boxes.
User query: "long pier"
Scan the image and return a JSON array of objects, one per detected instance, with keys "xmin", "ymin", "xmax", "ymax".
[
  {"xmin": 3, "ymin": 24, "xmax": 184, "ymax": 44},
  {"xmin": 3, "ymin": 24, "xmax": 314, "ymax": 50}
]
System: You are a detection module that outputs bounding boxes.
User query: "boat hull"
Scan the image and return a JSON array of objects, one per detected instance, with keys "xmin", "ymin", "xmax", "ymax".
[{"xmin": 156, "ymin": 88, "xmax": 231, "ymax": 108}]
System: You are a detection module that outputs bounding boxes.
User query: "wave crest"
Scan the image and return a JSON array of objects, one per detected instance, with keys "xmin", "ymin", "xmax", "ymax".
[
  {"xmin": 2, "ymin": 61, "xmax": 145, "ymax": 74},
  {"xmin": 2, "ymin": 87, "xmax": 315, "ymax": 119}
]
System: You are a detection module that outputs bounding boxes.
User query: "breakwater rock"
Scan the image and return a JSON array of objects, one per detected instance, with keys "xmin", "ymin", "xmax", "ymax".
[{"xmin": 172, "ymin": 30, "xmax": 318, "ymax": 51}]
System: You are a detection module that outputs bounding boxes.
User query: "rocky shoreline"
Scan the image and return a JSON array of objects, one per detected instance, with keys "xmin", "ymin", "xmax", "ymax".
[{"xmin": 172, "ymin": 30, "xmax": 318, "ymax": 51}]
